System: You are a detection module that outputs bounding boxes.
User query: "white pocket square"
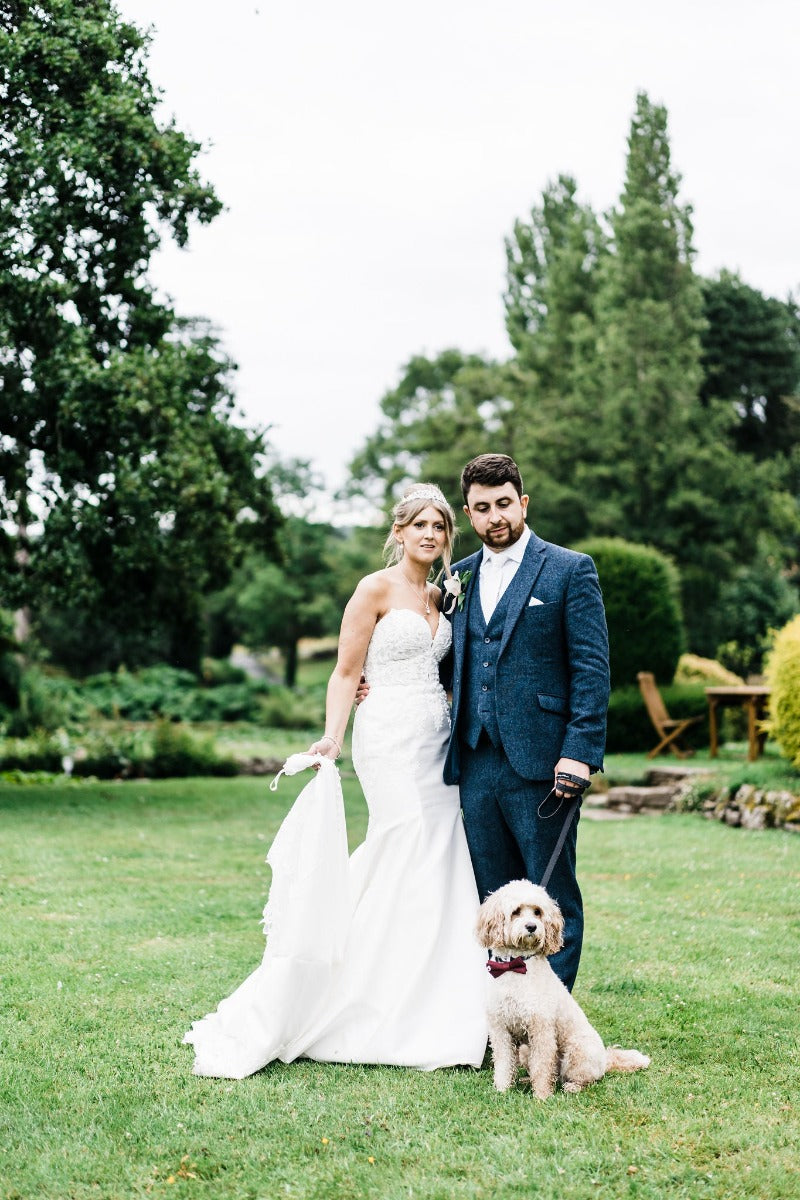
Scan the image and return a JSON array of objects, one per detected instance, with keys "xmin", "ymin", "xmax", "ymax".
[{"xmin": 528, "ymin": 596, "xmax": 544, "ymax": 606}]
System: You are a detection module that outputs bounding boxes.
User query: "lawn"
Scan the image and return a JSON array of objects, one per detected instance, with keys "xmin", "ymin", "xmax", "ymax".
[{"xmin": 1, "ymin": 774, "xmax": 799, "ymax": 1200}]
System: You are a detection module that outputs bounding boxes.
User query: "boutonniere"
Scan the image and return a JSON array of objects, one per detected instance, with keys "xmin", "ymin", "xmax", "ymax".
[{"xmin": 443, "ymin": 569, "xmax": 472, "ymax": 614}]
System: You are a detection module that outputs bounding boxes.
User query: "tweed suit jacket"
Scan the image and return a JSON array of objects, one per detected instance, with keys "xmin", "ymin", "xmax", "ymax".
[{"xmin": 442, "ymin": 530, "xmax": 609, "ymax": 785}]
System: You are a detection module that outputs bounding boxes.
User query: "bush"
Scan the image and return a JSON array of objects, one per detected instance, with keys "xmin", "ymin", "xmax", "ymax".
[
  {"xmin": 6, "ymin": 668, "xmax": 88, "ymax": 735},
  {"xmin": 257, "ymin": 688, "xmax": 323, "ymax": 730},
  {"xmin": 70, "ymin": 727, "xmax": 152, "ymax": 779},
  {"xmin": 764, "ymin": 614, "xmax": 800, "ymax": 768},
  {"xmin": 674, "ymin": 654, "xmax": 744, "ymax": 686},
  {"xmin": 79, "ymin": 664, "xmax": 272, "ymax": 723},
  {"xmin": 575, "ymin": 537, "xmax": 686, "ymax": 688},
  {"xmin": 0, "ymin": 731, "xmax": 66, "ymax": 773},
  {"xmin": 606, "ymin": 684, "xmax": 708, "ymax": 754},
  {"xmin": 148, "ymin": 720, "xmax": 237, "ymax": 778}
]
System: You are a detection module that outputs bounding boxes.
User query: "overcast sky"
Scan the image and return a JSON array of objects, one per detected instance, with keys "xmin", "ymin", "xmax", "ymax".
[{"xmin": 118, "ymin": 0, "xmax": 799, "ymax": 499}]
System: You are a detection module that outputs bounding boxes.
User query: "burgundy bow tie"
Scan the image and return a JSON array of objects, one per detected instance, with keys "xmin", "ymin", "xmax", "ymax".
[{"xmin": 487, "ymin": 956, "xmax": 528, "ymax": 978}]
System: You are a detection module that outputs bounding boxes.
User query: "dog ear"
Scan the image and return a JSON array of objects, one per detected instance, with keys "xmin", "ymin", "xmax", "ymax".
[
  {"xmin": 475, "ymin": 894, "xmax": 506, "ymax": 949},
  {"xmin": 542, "ymin": 896, "xmax": 565, "ymax": 957}
]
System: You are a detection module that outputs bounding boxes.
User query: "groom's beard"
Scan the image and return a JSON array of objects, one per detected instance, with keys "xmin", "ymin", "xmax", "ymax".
[{"xmin": 482, "ymin": 514, "xmax": 526, "ymax": 549}]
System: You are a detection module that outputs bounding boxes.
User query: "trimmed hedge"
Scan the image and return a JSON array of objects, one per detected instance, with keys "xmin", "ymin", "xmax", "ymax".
[
  {"xmin": 606, "ymin": 684, "xmax": 708, "ymax": 754},
  {"xmin": 765, "ymin": 614, "xmax": 800, "ymax": 768},
  {"xmin": 575, "ymin": 537, "xmax": 685, "ymax": 688}
]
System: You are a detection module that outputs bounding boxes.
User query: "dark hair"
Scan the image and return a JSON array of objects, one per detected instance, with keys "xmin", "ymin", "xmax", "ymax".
[{"xmin": 460, "ymin": 454, "xmax": 524, "ymax": 503}]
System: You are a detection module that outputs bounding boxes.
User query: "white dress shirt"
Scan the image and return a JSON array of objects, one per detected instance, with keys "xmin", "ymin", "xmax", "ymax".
[{"xmin": 479, "ymin": 525, "xmax": 531, "ymax": 623}]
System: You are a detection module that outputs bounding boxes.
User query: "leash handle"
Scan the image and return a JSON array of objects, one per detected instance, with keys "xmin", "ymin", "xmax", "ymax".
[{"xmin": 539, "ymin": 796, "xmax": 580, "ymax": 891}]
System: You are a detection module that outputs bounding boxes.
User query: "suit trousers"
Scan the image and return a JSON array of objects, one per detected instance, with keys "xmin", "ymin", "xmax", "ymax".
[{"xmin": 459, "ymin": 736, "xmax": 583, "ymax": 991}]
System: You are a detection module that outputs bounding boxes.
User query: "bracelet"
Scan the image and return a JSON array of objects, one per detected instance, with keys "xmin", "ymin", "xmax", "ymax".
[{"xmin": 320, "ymin": 734, "xmax": 342, "ymax": 756}]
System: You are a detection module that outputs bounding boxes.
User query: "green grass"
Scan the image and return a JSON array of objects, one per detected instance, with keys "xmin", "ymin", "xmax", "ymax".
[{"xmin": 1, "ymin": 776, "xmax": 799, "ymax": 1200}]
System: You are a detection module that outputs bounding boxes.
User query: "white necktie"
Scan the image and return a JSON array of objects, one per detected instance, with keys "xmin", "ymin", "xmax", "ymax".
[{"xmin": 483, "ymin": 553, "xmax": 509, "ymax": 622}]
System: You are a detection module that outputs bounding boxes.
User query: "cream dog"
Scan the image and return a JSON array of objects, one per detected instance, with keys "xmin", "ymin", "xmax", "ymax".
[{"xmin": 476, "ymin": 880, "xmax": 650, "ymax": 1098}]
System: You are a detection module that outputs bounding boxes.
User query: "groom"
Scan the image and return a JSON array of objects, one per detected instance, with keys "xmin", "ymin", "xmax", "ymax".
[{"xmin": 443, "ymin": 454, "xmax": 609, "ymax": 990}]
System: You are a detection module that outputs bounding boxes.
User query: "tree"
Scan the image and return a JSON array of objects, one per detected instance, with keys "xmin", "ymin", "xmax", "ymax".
[
  {"xmin": 348, "ymin": 349, "xmax": 518, "ymax": 524},
  {"xmin": 28, "ymin": 326, "xmax": 279, "ymax": 673},
  {"xmin": 503, "ymin": 176, "xmax": 608, "ymax": 545},
  {"xmin": 700, "ymin": 272, "xmax": 800, "ymax": 460},
  {"xmin": 0, "ymin": 1, "xmax": 280, "ymax": 669},
  {"xmin": 590, "ymin": 91, "xmax": 707, "ymax": 543},
  {"xmin": 235, "ymin": 517, "xmax": 342, "ymax": 687}
]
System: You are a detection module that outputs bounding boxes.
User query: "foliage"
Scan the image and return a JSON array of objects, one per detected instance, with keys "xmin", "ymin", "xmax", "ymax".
[
  {"xmin": 233, "ymin": 517, "xmax": 344, "ymax": 686},
  {"xmin": 77, "ymin": 663, "xmax": 272, "ymax": 723},
  {"xmin": 348, "ymin": 349, "xmax": 518, "ymax": 521},
  {"xmin": 3, "ymin": 782, "xmax": 799, "ymax": 1199},
  {"xmin": 714, "ymin": 550, "xmax": 799, "ymax": 673},
  {"xmin": 576, "ymin": 537, "xmax": 685, "ymax": 687},
  {"xmin": 0, "ymin": 1, "xmax": 280, "ymax": 671},
  {"xmin": 0, "ymin": 730, "xmax": 65, "ymax": 773},
  {"xmin": 764, "ymin": 613, "xmax": 800, "ymax": 768},
  {"xmin": 605, "ymin": 683, "xmax": 707, "ymax": 754},
  {"xmin": 0, "ymin": 609, "xmax": 20, "ymax": 712},
  {"xmin": 674, "ymin": 653, "xmax": 743, "ymax": 686},
  {"xmin": 701, "ymin": 271, "xmax": 800, "ymax": 460},
  {"xmin": 0, "ymin": 719, "xmax": 236, "ymax": 778},
  {"xmin": 147, "ymin": 719, "xmax": 237, "ymax": 778}
]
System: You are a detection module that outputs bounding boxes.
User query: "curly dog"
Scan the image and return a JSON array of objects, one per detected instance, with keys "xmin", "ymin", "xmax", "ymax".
[{"xmin": 476, "ymin": 880, "xmax": 650, "ymax": 1098}]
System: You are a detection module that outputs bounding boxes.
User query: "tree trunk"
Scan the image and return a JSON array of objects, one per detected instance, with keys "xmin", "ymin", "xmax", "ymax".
[{"xmin": 284, "ymin": 641, "xmax": 299, "ymax": 688}]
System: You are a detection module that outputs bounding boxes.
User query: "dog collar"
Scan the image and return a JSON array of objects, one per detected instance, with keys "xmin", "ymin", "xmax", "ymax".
[{"xmin": 486, "ymin": 953, "xmax": 531, "ymax": 978}]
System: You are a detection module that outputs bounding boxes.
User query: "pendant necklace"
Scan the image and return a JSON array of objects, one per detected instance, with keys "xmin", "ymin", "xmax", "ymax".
[{"xmin": 401, "ymin": 570, "xmax": 430, "ymax": 614}]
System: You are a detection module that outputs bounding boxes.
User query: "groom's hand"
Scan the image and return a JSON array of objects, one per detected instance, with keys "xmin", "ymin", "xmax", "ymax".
[
  {"xmin": 354, "ymin": 674, "xmax": 370, "ymax": 706},
  {"xmin": 554, "ymin": 757, "xmax": 590, "ymax": 799}
]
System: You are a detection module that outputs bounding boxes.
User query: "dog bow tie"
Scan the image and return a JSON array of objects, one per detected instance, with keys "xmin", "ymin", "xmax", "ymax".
[{"xmin": 486, "ymin": 956, "xmax": 528, "ymax": 978}]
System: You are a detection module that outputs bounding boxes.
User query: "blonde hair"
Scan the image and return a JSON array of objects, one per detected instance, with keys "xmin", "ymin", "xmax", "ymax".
[{"xmin": 383, "ymin": 484, "xmax": 456, "ymax": 576}]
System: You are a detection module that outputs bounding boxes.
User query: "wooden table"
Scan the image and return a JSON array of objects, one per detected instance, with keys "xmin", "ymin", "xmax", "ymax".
[{"xmin": 704, "ymin": 686, "xmax": 770, "ymax": 761}]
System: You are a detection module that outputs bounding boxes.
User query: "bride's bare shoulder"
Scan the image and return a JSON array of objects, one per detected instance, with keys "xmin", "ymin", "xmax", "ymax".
[{"xmin": 349, "ymin": 569, "xmax": 394, "ymax": 611}]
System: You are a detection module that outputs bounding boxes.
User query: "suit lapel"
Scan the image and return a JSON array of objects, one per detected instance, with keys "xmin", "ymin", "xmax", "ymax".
[{"xmin": 498, "ymin": 533, "xmax": 547, "ymax": 657}]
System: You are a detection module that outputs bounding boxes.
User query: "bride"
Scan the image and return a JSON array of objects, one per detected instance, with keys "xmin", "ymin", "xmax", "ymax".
[{"xmin": 184, "ymin": 484, "xmax": 488, "ymax": 1076}]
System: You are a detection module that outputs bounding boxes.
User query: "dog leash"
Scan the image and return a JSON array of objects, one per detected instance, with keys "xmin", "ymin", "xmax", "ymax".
[{"xmin": 538, "ymin": 772, "xmax": 589, "ymax": 891}]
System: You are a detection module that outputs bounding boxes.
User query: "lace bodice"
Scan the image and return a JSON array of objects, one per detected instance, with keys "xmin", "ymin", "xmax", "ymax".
[{"xmin": 362, "ymin": 608, "xmax": 451, "ymax": 690}]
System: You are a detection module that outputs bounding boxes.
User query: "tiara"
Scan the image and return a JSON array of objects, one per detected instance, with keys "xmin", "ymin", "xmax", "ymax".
[{"xmin": 402, "ymin": 484, "xmax": 447, "ymax": 504}]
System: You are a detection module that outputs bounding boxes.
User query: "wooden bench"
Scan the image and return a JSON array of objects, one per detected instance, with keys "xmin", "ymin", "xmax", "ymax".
[{"xmin": 637, "ymin": 671, "xmax": 703, "ymax": 759}]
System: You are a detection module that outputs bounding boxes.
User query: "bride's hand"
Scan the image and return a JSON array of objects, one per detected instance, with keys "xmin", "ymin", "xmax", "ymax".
[{"xmin": 307, "ymin": 735, "xmax": 341, "ymax": 761}]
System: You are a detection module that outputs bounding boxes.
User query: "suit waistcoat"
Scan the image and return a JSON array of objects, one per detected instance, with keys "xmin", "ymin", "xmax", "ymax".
[{"xmin": 459, "ymin": 574, "xmax": 516, "ymax": 749}]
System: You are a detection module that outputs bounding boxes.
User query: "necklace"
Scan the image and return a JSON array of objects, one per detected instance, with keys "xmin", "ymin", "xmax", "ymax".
[{"xmin": 400, "ymin": 570, "xmax": 430, "ymax": 614}]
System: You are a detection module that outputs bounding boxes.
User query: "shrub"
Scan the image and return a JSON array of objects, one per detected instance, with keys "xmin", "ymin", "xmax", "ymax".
[
  {"xmin": 674, "ymin": 653, "xmax": 744, "ymax": 686},
  {"xmin": 200, "ymin": 657, "xmax": 248, "ymax": 687},
  {"xmin": 0, "ymin": 731, "xmax": 65, "ymax": 773},
  {"xmin": 575, "ymin": 537, "xmax": 685, "ymax": 688},
  {"xmin": 764, "ymin": 614, "xmax": 800, "ymax": 768},
  {"xmin": 148, "ymin": 720, "xmax": 237, "ymax": 778},
  {"xmin": 257, "ymin": 688, "xmax": 323, "ymax": 730},
  {"xmin": 606, "ymin": 684, "xmax": 708, "ymax": 754}
]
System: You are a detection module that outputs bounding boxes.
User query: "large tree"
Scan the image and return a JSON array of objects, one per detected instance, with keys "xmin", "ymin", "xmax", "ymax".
[
  {"xmin": 0, "ymin": 1, "xmax": 280, "ymax": 670},
  {"xmin": 700, "ymin": 271, "xmax": 800, "ymax": 461},
  {"xmin": 348, "ymin": 349, "xmax": 519, "ymax": 526},
  {"xmin": 503, "ymin": 176, "xmax": 608, "ymax": 545}
]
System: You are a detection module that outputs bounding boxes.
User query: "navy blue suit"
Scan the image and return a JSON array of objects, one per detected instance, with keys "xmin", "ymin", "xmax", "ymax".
[{"xmin": 443, "ymin": 530, "xmax": 609, "ymax": 989}]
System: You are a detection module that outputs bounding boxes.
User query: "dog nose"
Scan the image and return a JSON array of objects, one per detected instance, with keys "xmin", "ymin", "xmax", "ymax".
[{"xmin": 525, "ymin": 923, "xmax": 538, "ymax": 934}]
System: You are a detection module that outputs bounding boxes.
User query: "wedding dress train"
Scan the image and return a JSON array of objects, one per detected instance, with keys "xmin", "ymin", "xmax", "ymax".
[{"xmin": 183, "ymin": 608, "xmax": 488, "ymax": 1076}]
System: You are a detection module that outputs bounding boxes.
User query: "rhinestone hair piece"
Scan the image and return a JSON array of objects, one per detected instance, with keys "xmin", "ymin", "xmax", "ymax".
[{"xmin": 401, "ymin": 485, "xmax": 448, "ymax": 504}]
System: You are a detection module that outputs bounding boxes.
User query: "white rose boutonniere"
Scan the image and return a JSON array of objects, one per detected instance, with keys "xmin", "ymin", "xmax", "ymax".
[{"xmin": 443, "ymin": 569, "xmax": 472, "ymax": 615}]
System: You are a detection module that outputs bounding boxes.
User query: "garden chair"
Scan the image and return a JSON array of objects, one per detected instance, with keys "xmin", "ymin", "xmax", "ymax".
[{"xmin": 636, "ymin": 671, "xmax": 703, "ymax": 759}]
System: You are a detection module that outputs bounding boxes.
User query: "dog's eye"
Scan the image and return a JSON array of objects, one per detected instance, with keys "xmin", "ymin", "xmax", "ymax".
[
  {"xmin": 532, "ymin": 907, "xmax": 542, "ymax": 917},
  {"xmin": 511, "ymin": 906, "xmax": 522, "ymax": 917}
]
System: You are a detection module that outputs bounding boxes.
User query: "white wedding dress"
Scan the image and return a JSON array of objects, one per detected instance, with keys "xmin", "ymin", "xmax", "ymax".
[{"xmin": 183, "ymin": 608, "xmax": 488, "ymax": 1077}]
